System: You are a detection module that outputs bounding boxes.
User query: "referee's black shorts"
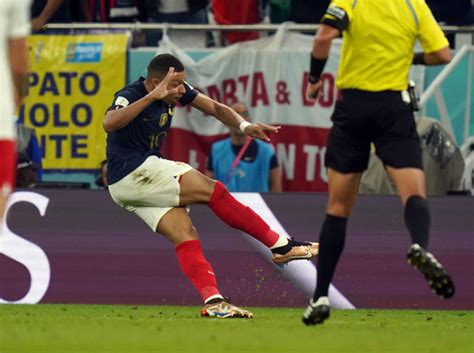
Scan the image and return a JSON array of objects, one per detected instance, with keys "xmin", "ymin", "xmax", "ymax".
[{"xmin": 325, "ymin": 89, "xmax": 423, "ymax": 174}]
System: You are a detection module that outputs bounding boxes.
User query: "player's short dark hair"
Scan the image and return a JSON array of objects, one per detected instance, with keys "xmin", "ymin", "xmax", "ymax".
[{"xmin": 147, "ymin": 54, "xmax": 185, "ymax": 79}]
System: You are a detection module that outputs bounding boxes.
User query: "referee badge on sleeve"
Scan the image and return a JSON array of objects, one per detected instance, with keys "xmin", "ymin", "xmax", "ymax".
[{"xmin": 323, "ymin": 6, "xmax": 350, "ymax": 31}]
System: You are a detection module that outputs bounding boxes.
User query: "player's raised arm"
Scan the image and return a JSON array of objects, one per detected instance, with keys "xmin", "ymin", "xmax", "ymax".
[
  {"xmin": 191, "ymin": 93, "xmax": 280, "ymax": 142},
  {"xmin": 103, "ymin": 93, "xmax": 154, "ymax": 133},
  {"xmin": 103, "ymin": 68, "xmax": 178, "ymax": 132}
]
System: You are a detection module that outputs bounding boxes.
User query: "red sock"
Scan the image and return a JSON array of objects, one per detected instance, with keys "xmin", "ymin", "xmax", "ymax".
[
  {"xmin": 175, "ymin": 240, "xmax": 221, "ymax": 302},
  {"xmin": 0, "ymin": 140, "xmax": 16, "ymax": 195},
  {"xmin": 208, "ymin": 181, "xmax": 279, "ymax": 248}
]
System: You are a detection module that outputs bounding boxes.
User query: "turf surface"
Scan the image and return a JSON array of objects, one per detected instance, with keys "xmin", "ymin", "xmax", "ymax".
[{"xmin": 1, "ymin": 304, "xmax": 473, "ymax": 353}]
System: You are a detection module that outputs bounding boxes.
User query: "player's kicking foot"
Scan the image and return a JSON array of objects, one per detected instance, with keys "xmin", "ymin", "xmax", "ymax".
[
  {"xmin": 302, "ymin": 296, "xmax": 330, "ymax": 326},
  {"xmin": 407, "ymin": 243, "xmax": 455, "ymax": 299},
  {"xmin": 272, "ymin": 238, "xmax": 319, "ymax": 265},
  {"xmin": 201, "ymin": 300, "xmax": 253, "ymax": 319}
]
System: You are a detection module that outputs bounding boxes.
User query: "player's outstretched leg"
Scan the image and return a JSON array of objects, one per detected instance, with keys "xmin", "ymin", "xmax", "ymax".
[
  {"xmin": 407, "ymin": 243, "xmax": 455, "ymax": 299},
  {"xmin": 208, "ymin": 181, "xmax": 318, "ymax": 264},
  {"xmin": 302, "ymin": 297, "xmax": 330, "ymax": 325},
  {"xmin": 179, "ymin": 172, "xmax": 318, "ymax": 264}
]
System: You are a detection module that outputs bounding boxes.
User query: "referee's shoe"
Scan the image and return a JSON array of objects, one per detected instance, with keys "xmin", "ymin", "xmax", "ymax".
[
  {"xmin": 407, "ymin": 244, "xmax": 455, "ymax": 299},
  {"xmin": 302, "ymin": 297, "xmax": 330, "ymax": 325}
]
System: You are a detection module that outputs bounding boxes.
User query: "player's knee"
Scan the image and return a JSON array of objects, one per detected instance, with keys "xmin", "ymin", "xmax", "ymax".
[
  {"xmin": 183, "ymin": 225, "xmax": 199, "ymax": 241},
  {"xmin": 191, "ymin": 174, "xmax": 216, "ymax": 203},
  {"xmin": 204, "ymin": 178, "xmax": 217, "ymax": 199},
  {"xmin": 174, "ymin": 224, "xmax": 199, "ymax": 242},
  {"xmin": 203, "ymin": 179, "xmax": 219, "ymax": 202}
]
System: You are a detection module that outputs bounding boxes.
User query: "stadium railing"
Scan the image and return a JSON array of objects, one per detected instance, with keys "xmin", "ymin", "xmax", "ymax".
[
  {"xmin": 420, "ymin": 45, "xmax": 473, "ymax": 146},
  {"xmin": 44, "ymin": 23, "xmax": 474, "ymax": 33}
]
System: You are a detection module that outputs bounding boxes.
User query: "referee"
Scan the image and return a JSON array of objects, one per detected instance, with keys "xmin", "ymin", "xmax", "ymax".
[{"xmin": 303, "ymin": 0, "xmax": 455, "ymax": 325}]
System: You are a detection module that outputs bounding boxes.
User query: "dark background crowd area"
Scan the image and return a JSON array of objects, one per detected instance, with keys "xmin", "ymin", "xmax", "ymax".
[{"xmin": 33, "ymin": 0, "xmax": 474, "ymax": 31}]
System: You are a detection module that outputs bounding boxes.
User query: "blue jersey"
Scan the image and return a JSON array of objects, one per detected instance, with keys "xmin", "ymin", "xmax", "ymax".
[
  {"xmin": 106, "ymin": 77, "xmax": 198, "ymax": 184},
  {"xmin": 208, "ymin": 138, "xmax": 277, "ymax": 192}
]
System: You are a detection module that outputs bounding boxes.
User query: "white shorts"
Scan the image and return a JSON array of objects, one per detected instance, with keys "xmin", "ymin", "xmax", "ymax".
[{"xmin": 108, "ymin": 155, "xmax": 193, "ymax": 231}]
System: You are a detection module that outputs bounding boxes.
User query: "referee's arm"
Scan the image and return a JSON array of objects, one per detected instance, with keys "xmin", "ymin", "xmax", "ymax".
[
  {"xmin": 413, "ymin": 0, "xmax": 452, "ymax": 66},
  {"xmin": 412, "ymin": 44, "xmax": 451, "ymax": 66},
  {"xmin": 306, "ymin": 25, "xmax": 340, "ymax": 101},
  {"xmin": 312, "ymin": 25, "xmax": 340, "ymax": 61},
  {"xmin": 413, "ymin": 47, "xmax": 451, "ymax": 66}
]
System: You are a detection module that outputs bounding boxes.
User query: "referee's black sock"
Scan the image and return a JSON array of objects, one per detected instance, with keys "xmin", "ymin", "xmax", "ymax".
[
  {"xmin": 313, "ymin": 214, "xmax": 348, "ymax": 300},
  {"xmin": 404, "ymin": 195, "xmax": 430, "ymax": 249}
]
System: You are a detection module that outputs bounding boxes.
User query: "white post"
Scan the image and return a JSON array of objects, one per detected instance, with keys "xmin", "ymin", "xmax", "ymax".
[
  {"xmin": 464, "ymin": 51, "xmax": 473, "ymax": 145},
  {"xmin": 420, "ymin": 46, "xmax": 470, "ymax": 107}
]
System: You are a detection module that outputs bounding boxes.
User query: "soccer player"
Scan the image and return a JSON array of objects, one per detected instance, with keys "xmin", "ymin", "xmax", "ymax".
[
  {"xmin": 303, "ymin": 0, "xmax": 455, "ymax": 325},
  {"xmin": 104, "ymin": 53, "xmax": 318, "ymax": 318},
  {"xmin": 0, "ymin": 1, "xmax": 30, "ymax": 224}
]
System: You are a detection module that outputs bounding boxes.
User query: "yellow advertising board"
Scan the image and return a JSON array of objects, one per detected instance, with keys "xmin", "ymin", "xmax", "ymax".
[{"xmin": 20, "ymin": 33, "xmax": 129, "ymax": 170}]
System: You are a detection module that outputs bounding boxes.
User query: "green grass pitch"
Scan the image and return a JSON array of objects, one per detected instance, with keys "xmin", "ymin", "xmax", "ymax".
[{"xmin": 1, "ymin": 304, "xmax": 473, "ymax": 353}]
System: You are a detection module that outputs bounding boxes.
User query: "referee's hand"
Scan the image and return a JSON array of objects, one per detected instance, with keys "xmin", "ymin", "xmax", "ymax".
[{"xmin": 306, "ymin": 81, "xmax": 324, "ymax": 101}]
